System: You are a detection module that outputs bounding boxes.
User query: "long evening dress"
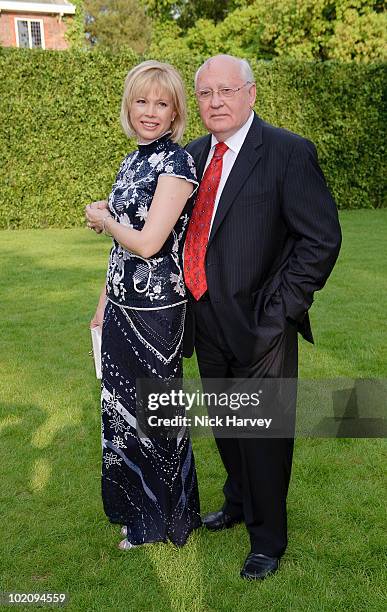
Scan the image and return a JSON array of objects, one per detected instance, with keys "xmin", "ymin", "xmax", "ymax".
[{"xmin": 100, "ymin": 133, "xmax": 201, "ymax": 546}]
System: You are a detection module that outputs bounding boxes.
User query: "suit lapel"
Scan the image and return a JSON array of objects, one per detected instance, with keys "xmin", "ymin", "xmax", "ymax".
[{"xmin": 208, "ymin": 116, "xmax": 263, "ymax": 248}]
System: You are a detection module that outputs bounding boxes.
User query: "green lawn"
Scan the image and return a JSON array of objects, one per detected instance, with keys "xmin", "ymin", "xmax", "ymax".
[{"xmin": 0, "ymin": 210, "xmax": 386, "ymax": 611}]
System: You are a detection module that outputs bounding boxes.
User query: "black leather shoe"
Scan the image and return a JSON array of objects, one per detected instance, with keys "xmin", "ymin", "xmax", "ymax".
[
  {"xmin": 240, "ymin": 553, "xmax": 279, "ymax": 580},
  {"xmin": 202, "ymin": 510, "xmax": 243, "ymax": 532}
]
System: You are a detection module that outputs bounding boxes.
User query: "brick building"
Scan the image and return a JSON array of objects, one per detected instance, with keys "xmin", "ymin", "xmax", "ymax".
[{"xmin": 0, "ymin": 0, "xmax": 76, "ymax": 50}]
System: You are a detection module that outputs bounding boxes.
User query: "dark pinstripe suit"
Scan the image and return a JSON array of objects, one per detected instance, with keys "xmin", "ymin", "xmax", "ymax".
[{"xmin": 184, "ymin": 113, "xmax": 342, "ymax": 557}]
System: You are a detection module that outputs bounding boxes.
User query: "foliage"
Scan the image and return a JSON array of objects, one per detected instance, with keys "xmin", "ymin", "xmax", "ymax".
[
  {"xmin": 327, "ymin": 7, "xmax": 387, "ymax": 62},
  {"xmin": 0, "ymin": 48, "xmax": 138, "ymax": 229},
  {"xmin": 84, "ymin": 0, "xmax": 151, "ymax": 52},
  {"xmin": 64, "ymin": 0, "xmax": 87, "ymax": 50},
  {"xmin": 174, "ymin": 0, "xmax": 238, "ymax": 30},
  {"xmin": 53, "ymin": 0, "xmax": 387, "ymax": 62},
  {"xmin": 147, "ymin": 19, "xmax": 188, "ymax": 58},
  {"xmin": 142, "ymin": 0, "xmax": 177, "ymax": 22},
  {"xmin": 0, "ymin": 48, "xmax": 385, "ymax": 229},
  {"xmin": 149, "ymin": 0, "xmax": 386, "ymax": 63},
  {"xmin": 144, "ymin": 0, "xmax": 239, "ymax": 27}
]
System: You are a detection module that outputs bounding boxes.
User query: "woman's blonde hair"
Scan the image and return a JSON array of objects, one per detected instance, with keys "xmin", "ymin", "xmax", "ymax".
[{"xmin": 120, "ymin": 60, "xmax": 187, "ymax": 143}]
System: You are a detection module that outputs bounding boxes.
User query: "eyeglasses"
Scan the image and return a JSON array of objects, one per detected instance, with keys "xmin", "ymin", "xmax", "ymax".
[{"xmin": 195, "ymin": 82, "xmax": 253, "ymax": 101}]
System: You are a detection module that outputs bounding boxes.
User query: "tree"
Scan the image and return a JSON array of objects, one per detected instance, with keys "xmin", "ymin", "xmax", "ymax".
[
  {"xmin": 175, "ymin": 0, "xmax": 238, "ymax": 30},
  {"xmin": 328, "ymin": 5, "xmax": 387, "ymax": 62},
  {"xmin": 83, "ymin": 0, "xmax": 386, "ymax": 62},
  {"xmin": 65, "ymin": 0, "xmax": 87, "ymax": 49},
  {"xmin": 144, "ymin": 0, "xmax": 239, "ymax": 29},
  {"xmin": 180, "ymin": 0, "xmax": 386, "ymax": 62},
  {"xmin": 85, "ymin": 0, "xmax": 151, "ymax": 52}
]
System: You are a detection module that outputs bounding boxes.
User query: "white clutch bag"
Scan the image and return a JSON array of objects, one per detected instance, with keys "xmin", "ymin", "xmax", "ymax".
[{"xmin": 90, "ymin": 326, "xmax": 102, "ymax": 379}]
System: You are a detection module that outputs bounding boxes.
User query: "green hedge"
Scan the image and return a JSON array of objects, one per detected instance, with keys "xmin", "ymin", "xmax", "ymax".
[{"xmin": 0, "ymin": 48, "xmax": 385, "ymax": 228}]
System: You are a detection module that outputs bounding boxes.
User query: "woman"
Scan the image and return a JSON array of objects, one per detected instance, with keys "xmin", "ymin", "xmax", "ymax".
[{"xmin": 86, "ymin": 61, "xmax": 201, "ymax": 549}]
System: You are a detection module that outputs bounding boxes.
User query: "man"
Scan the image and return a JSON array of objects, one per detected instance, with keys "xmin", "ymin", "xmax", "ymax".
[{"xmin": 183, "ymin": 55, "xmax": 341, "ymax": 580}]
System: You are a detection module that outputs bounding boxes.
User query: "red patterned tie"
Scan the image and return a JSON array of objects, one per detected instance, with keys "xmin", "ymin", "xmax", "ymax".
[{"xmin": 184, "ymin": 142, "xmax": 228, "ymax": 300}]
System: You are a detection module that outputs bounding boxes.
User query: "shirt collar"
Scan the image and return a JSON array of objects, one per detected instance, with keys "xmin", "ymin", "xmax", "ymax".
[{"xmin": 210, "ymin": 111, "xmax": 254, "ymax": 154}]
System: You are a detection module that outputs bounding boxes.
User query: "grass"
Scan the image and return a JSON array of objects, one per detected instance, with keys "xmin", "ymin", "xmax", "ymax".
[{"xmin": 0, "ymin": 210, "xmax": 386, "ymax": 611}]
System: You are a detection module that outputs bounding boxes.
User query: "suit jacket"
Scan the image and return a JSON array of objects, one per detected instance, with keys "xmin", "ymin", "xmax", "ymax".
[{"xmin": 184, "ymin": 114, "xmax": 342, "ymax": 365}]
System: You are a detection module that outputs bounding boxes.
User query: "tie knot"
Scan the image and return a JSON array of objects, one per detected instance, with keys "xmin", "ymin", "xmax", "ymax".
[{"xmin": 213, "ymin": 142, "xmax": 228, "ymax": 159}]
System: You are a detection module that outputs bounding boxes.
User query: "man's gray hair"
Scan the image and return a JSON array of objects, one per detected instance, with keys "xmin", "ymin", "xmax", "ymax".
[{"xmin": 195, "ymin": 55, "xmax": 255, "ymax": 87}]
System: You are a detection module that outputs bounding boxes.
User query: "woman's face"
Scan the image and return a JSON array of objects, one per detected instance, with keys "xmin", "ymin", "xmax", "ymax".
[{"xmin": 130, "ymin": 86, "xmax": 176, "ymax": 143}]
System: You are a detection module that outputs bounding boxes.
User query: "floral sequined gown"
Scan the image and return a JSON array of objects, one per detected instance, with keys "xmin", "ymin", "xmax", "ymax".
[{"xmin": 100, "ymin": 134, "xmax": 201, "ymax": 546}]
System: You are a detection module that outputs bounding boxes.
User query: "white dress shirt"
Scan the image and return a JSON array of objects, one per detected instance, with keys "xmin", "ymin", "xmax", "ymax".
[{"xmin": 205, "ymin": 111, "xmax": 255, "ymax": 234}]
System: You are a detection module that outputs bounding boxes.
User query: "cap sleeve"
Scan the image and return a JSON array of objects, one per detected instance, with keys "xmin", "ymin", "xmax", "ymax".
[{"xmin": 159, "ymin": 147, "xmax": 199, "ymax": 195}]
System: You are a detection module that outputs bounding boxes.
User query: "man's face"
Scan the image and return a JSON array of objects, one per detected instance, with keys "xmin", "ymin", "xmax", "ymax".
[{"xmin": 196, "ymin": 58, "xmax": 256, "ymax": 141}]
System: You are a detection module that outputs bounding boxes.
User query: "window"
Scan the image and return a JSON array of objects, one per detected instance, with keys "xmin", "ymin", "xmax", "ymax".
[{"xmin": 15, "ymin": 19, "xmax": 44, "ymax": 49}]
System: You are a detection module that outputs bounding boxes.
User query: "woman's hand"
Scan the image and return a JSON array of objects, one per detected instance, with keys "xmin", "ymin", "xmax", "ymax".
[
  {"xmin": 90, "ymin": 305, "xmax": 105, "ymax": 329},
  {"xmin": 85, "ymin": 202, "xmax": 112, "ymax": 232},
  {"xmin": 90, "ymin": 286, "xmax": 107, "ymax": 328},
  {"xmin": 85, "ymin": 200, "xmax": 109, "ymax": 233},
  {"xmin": 85, "ymin": 175, "xmax": 194, "ymax": 256}
]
